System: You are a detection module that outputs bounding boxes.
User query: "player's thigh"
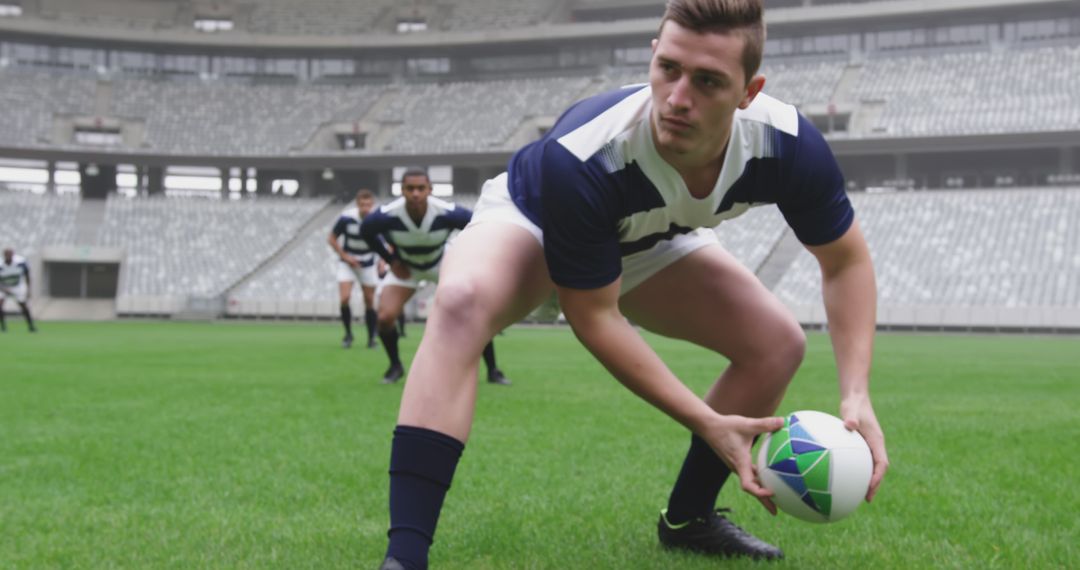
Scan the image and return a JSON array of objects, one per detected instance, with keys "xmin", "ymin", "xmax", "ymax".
[
  {"xmin": 436, "ymin": 221, "xmax": 551, "ymax": 331},
  {"xmin": 377, "ymin": 285, "xmax": 414, "ymax": 320},
  {"xmin": 360, "ymin": 284, "xmax": 376, "ymax": 308},
  {"xmin": 619, "ymin": 244, "xmax": 804, "ymax": 363},
  {"xmin": 337, "ymin": 280, "xmax": 353, "ymax": 303}
]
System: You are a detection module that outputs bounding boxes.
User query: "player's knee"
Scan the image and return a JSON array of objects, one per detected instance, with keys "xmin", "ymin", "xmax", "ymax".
[
  {"xmin": 770, "ymin": 321, "xmax": 807, "ymax": 378},
  {"xmin": 432, "ymin": 278, "xmax": 487, "ymax": 326}
]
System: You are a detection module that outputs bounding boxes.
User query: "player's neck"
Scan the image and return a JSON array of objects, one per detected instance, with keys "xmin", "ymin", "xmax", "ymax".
[
  {"xmin": 405, "ymin": 202, "xmax": 427, "ymax": 225},
  {"xmin": 654, "ymin": 124, "xmax": 731, "ymax": 200}
]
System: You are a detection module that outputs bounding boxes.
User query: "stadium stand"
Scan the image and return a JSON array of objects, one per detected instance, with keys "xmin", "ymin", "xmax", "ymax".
[
  {"xmin": 0, "ymin": 69, "xmax": 97, "ymax": 149},
  {"xmin": 377, "ymin": 76, "xmax": 594, "ymax": 153},
  {"xmin": 1, "ymin": 43, "xmax": 1076, "ymax": 154},
  {"xmin": 96, "ymin": 195, "xmax": 328, "ymax": 302},
  {"xmin": 0, "ymin": 191, "xmax": 80, "ymax": 257},
  {"xmin": 855, "ymin": 45, "xmax": 1080, "ymax": 136},
  {"xmin": 774, "ymin": 188, "xmax": 1080, "ymax": 328},
  {"xmin": 109, "ymin": 79, "xmax": 384, "ymax": 156}
]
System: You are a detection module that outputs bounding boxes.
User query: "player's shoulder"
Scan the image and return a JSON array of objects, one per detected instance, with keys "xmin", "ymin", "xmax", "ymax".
[
  {"xmin": 548, "ymin": 84, "xmax": 651, "ymax": 161},
  {"xmin": 13, "ymin": 254, "xmax": 27, "ymax": 264},
  {"xmin": 338, "ymin": 206, "xmax": 360, "ymax": 222},
  {"xmin": 734, "ymin": 92, "xmax": 800, "ymax": 137},
  {"xmin": 377, "ymin": 197, "xmax": 407, "ymax": 216},
  {"xmin": 427, "ymin": 196, "xmax": 456, "ymax": 214}
]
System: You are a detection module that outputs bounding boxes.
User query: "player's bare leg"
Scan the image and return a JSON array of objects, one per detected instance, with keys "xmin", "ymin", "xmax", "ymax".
[
  {"xmin": 361, "ymin": 284, "xmax": 378, "ymax": 348},
  {"xmin": 377, "ymin": 285, "xmax": 415, "ymax": 383},
  {"xmin": 383, "ymin": 222, "xmax": 550, "ymax": 570},
  {"xmin": 338, "ymin": 280, "xmax": 355, "ymax": 348},
  {"xmin": 620, "ymin": 244, "xmax": 804, "ymax": 560},
  {"xmin": 401, "ymin": 222, "xmax": 550, "ymax": 439}
]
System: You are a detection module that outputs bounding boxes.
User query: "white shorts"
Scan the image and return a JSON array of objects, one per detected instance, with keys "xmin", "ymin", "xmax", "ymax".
[
  {"xmin": 1, "ymin": 282, "xmax": 28, "ymax": 303},
  {"xmin": 467, "ymin": 172, "xmax": 718, "ymax": 294},
  {"xmin": 336, "ymin": 260, "xmax": 379, "ymax": 287},
  {"xmin": 378, "ymin": 265, "xmax": 440, "ymax": 291}
]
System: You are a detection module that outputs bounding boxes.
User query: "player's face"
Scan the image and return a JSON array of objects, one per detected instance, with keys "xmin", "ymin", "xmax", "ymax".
[
  {"xmin": 401, "ymin": 175, "xmax": 431, "ymax": 209},
  {"xmin": 357, "ymin": 196, "xmax": 376, "ymax": 217},
  {"xmin": 649, "ymin": 21, "xmax": 764, "ymax": 163},
  {"xmin": 2, "ymin": 249, "xmax": 11, "ymax": 264}
]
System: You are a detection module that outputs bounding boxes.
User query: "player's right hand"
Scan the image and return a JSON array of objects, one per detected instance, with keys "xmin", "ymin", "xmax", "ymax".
[
  {"xmin": 344, "ymin": 255, "xmax": 360, "ymax": 268},
  {"xmin": 701, "ymin": 414, "xmax": 785, "ymax": 515}
]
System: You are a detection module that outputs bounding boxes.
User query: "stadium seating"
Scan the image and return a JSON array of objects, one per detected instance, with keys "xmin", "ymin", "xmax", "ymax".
[
  {"xmin": 855, "ymin": 45, "xmax": 1080, "ymax": 136},
  {"xmin": 96, "ymin": 195, "xmax": 328, "ymax": 299},
  {"xmin": 773, "ymin": 188, "xmax": 1080, "ymax": 327},
  {"xmin": 1, "ymin": 44, "xmax": 1076, "ymax": 155},
  {"xmin": 0, "ymin": 191, "xmax": 80, "ymax": 256},
  {"xmin": 0, "ymin": 69, "xmax": 97, "ymax": 149},
  {"xmin": 109, "ymin": 79, "xmax": 384, "ymax": 156}
]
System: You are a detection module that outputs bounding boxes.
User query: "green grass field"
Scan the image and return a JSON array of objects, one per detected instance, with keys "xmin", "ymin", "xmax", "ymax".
[{"xmin": 1, "ymin": 321, "xmax": 1078, "ymax": 569}]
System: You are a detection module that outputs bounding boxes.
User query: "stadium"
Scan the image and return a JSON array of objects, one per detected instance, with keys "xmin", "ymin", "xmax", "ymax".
[{"xmin": 1, "ymin": 0, "xmax": 1077, "ymax": 568}]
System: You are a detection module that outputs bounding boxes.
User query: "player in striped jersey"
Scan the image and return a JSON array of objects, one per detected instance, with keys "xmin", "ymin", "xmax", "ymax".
[
  {"xmin": 1, "ymin": 248, "xmax": 36, "ymax": 333},
  {"xmin": 361, "ymin": 168, "xmax": 509, "ymax": 386},
  {"xmin": 328, "ymin": 189, "xmax": 381, "ymax": 349},
  {"xmin": 378, "ymin": 1, "xmax": 888, "ymax": 568}
]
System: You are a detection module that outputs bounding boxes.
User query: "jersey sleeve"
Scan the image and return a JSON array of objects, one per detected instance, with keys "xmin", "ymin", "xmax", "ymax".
[
  {"xmin": 446, "ymin": 206, "xmax": 472, "ymax": 230},
  {"xmin": 359, "ymin": 211, "xmax": 397, "ymax": 263},
  {"xmin": 538, "ymin": 142, "xmax": 623, "ymax": 289},
  {"xmin": 331, "ymin": 216, "xmax": 348, "ymax": 237},
  {"xmin": 776, "ymin": 115, "xmax": 854, "ymax": 246}
]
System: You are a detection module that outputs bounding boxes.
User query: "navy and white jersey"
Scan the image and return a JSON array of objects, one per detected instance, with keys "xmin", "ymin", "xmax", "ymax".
[
  {"xmin": 331, "ymin": 206, "xmax": 377, "ymax": 267},
  {"xmin": 0, "ymin": 254, "xmax": 29, "ymax": 288},
  {"xmin": 360, "ymin": 196, "xmax": 472, "ymax": 271},
  {"xmin": 507, "ymin": 85, "xmax": 853, "ymax": 289}
]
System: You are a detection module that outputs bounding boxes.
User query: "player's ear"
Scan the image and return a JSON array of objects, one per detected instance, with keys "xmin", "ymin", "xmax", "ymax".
[{"xmin": 738, "ymin": 74, "xmax": 766, "ymax": 110}]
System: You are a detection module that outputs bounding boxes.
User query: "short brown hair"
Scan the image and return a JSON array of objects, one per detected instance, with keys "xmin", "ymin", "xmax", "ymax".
[
  {"xmin": 355, "ymin": 189, "xmax": 375, "ymax": 201},
  {"xmin": 659, "ymin": 0, "xmax": 766, "ymax": 83}
]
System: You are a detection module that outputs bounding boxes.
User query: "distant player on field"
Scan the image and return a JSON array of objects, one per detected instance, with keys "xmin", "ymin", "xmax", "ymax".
[
  {"xmin": 378, "ymin": 1, "xmax": 888, "ymax": 568},
  {"xmin": 360, "ymin": 167, "xmax": 509, "ymax": 386},
  {"xmin": 328, "ymin": 189, "xmax": 380, "ymax": 349},
  {"xmin": 1, "ymin": 248, "xmax": 37, "ymax": 333}
]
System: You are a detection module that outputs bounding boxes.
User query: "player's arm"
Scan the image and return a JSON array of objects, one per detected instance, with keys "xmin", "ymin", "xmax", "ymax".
[
  {"xmin": 359, "ymin": 214, "xmax": 409, "ymax": 279},
  {"xmin": 557, "ymin": 280, "xmax": 783, "ymax": 510},
  {"xmin": 327, "ymin": 222, "xmax": 359, "ymax": 268},
  {"xmin": 21, "ymin": 262, "xmax": 30, "ymax": 299},
  {"xmin": 805, "ymin": 220, "xmax": 888, "ymax": 501},
  {"xmin": 358, "ymin": 213, "xmax": 397, "ymax": 264}
]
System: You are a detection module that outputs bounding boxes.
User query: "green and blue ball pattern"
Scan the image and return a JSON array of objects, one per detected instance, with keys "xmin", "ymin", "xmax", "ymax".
[{"xmin": 764, "ymin": 413, "xmax": 833, "ymax": 516}]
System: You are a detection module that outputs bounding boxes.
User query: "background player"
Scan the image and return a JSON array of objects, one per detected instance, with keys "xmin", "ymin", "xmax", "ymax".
[
  {"xmin": 378, "ymin": 1, "xmax": 888, "ymax": 568},
  {"xmin": 1, "ymin": 248, "xmax": 37, "ymax": 333},
  {"xmin": 328, "ymin": 189, "xmax": 380, "ymax": 349},
  {"xmin": 360, "ymin": 168, "xmax": 509, "ymax": 386}
]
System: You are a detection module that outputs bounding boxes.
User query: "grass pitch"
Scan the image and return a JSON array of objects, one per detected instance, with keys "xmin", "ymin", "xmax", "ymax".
[{"xmin": 1, "ymin": 321, "xmax": 1077, "ymax": 569}]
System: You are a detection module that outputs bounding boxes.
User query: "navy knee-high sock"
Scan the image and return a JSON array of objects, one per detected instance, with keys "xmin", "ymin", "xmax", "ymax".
[
  {"xmin": 665, "ymin": 434, "xmax": 732, "ymax": 524},
  {"xmin": 365, "ymin": 309, "xmax": 377, "ymax": 342},
  {"xmin": 386, "ymin": 425, "xmax": 465, "ymax": 570},
  {"xmin": 380, "ymin": 327, "xmax": 401, "ymax": 367},
  {"xmin": 481, "ymin": 341, "xmax": 497, "ymax": 372},
  {"xmin": 398, "ymin": 313, "xmax": 407, "ymax": 337},
  {"xmin": 20, "ymin": 303, "xmax": 34, "ymax": 331},
  {"xmin": 340, "ymin": 303, "xmax": 353, "ymax": 336},
  {"xmin": 0, "ymin": 305, "xmax": 7, "ymax": 331}
]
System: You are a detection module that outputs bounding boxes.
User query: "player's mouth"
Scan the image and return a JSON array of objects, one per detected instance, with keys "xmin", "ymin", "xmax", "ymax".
[{"xmin": 660, "ymin": 115, "xmax": 694, "ymax": 134}]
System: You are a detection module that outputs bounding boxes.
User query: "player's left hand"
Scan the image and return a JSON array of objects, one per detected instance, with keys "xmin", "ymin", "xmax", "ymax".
[{"xmin": 840, "ymin": 394, "xmax": 888, "ymax": 502}]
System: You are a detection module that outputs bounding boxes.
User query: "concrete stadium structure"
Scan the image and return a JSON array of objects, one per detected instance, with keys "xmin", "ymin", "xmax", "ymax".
[{"xmin": 0, "ymin": 0, "xmax": 1077, "ymax": 331}]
